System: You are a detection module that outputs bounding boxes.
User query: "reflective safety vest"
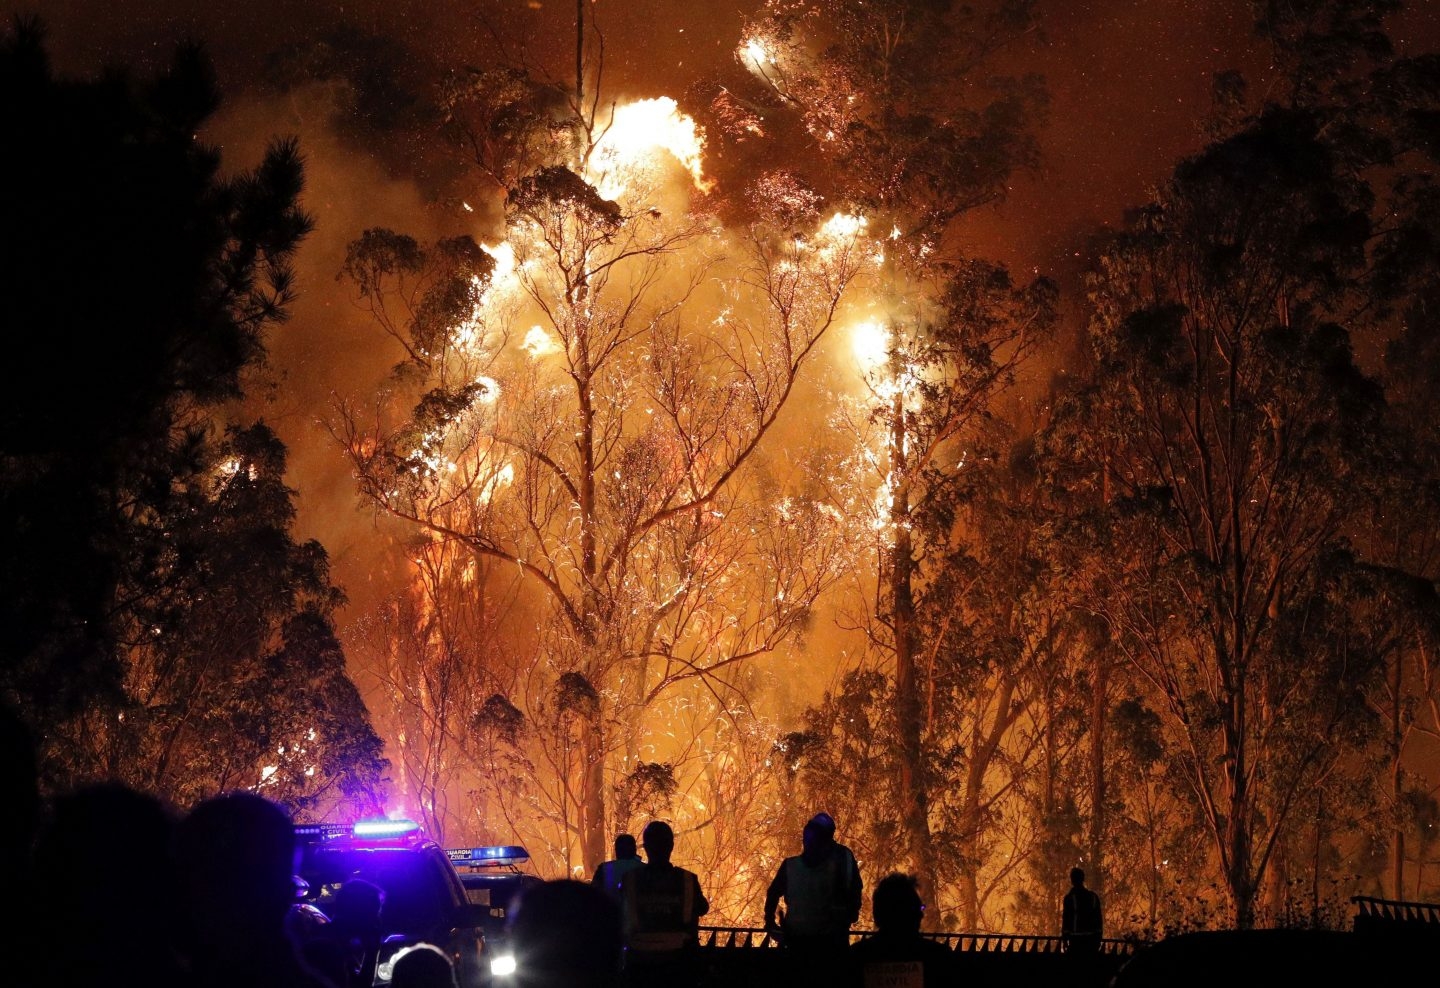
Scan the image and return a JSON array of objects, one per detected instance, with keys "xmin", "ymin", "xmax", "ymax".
[
  {"xmin": 621, "ymin": 864, "xmax": 704, "ymax": 953},
  {"xmin": 782, "ymin": 848, "xmax": 856, "ymax": 937},
  {"xmin": 1063, "ymin": 887, "xmax": 1103, "ymax": 937}
]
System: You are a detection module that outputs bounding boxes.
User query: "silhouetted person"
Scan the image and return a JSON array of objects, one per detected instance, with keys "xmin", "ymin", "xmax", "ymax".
[
  {"xmin": 507, "ymin": 878, "xmax": 623, "ymax": 988},
  {"xmin": 0, "ymin": 703, "xmax": 38, "ymax": 892},
  {"xmin": 175, "ymin": 790, "xmax": 339, "ymax": 988},
  {"xmin": 848, "ymin": 873, "xmax": 957, "ymax": 988},
  {"xmin": 765, "ymin": 812, "xmax": 863, "ymax": 986},
  {"xmin": 302, "ymin": 878, "xmax": 386, "ymax": 988},
  {"xmin": 619, "ymin": 820, "xmax": 709, "ymax": 988},
  {"xmin": 389, "ymin": 942, "xmax": 458, "ymax": 988},
  {"xmin": 1062, "ymin": 866, "xmax": 1103, "ymax": 956},
  {"xmin": 25, "ymin": 782, "xmax": 187, "ymax": 988},
  {"xmin": 593, "ymin": 833, "xmax": 644, "ymax": 905},
  {"xmin": 0, "ymin": 704, "xmax": 39, "ymax": 968}
]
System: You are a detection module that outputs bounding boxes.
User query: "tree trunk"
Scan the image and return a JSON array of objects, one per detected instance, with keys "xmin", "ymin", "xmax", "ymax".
[
  {"xmin": 581, "ymin": 721, "xmax": 606, "ymax": 873},
  {"xmin": 1391, "ymin": 643, "xmax": 1404, "ymax": 898},
  {"xmin": 1088, "ymin": 659, "xmax": 1109, "ymax": 897},
  {"xmin": 889, "ymin": 391, "xmax": 934, "ymax": 914},
  {"xmin": 1225, "ymin": 708, "xmax": 1257, "ymax": 928}
]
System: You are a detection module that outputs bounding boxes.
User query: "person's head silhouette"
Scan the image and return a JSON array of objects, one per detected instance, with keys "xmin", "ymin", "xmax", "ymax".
[
  {"xmin": 1071, "ymin": 867, "xmax": 1086, "ymax": 889},
  {"xmin": 640, "ymin": 820, "xmax": 674, "ymax": 865},
  {"xmin": 871, "ymin": 873, "xmax": 924, "ymax": 934},
  {"xmin": 28, "ymin": 783, "xmax": 184, "ymax": 986},
  {"xmin": 332, "ymin": 877, "xmax": 385, "ymax": 936},
  {"xmin": 800, "ymin": 818, "xmax": 829, "ymax": 862},
  {"xmin": 614, "ymin": 833, "xmax": 637, "ymax": 859},
  {"xmin": 390, "ymin": 942, "xmax": 458, "ymax": 988},
  {"xmin": 174, "ymin": 789, "xmax": 303, "ymax": 971}
]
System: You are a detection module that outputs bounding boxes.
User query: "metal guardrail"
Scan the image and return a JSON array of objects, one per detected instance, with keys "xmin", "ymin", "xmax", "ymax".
[
  {"xmin": 1351, "ymin": 896, "xmax": 1440, "ymax": 929},
  {"xmin": 921, "ymin": 932, "xmax": 1136, "ymax": 956},
  {"xmin": 698, "ymin": 927, "xmax": 1137, "ymax": 956}
]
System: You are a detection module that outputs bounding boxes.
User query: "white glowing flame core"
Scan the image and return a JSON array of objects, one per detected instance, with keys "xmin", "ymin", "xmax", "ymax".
[
  {"xmin": 851, "ymin": 320, "xmax": 889, "ymax": 370},
  {"xmin": 452, "ymin": 312, "xmax": 484, "ymax": 349},
  {"xmin": 742, "ymin": 38, "xmax": 772, "ymax": 67},
  {"xmin": 820, "ymin": 212, "xmax": 868, "ymax": 240},
  {"xmin": 523, "ymin": 325, "xmax": 560, "ymax": 357},
  {"xmin": 589, "ymin": 97, "xmax": 711, "ymax": 195},
  {"xmin": 481, "ymin": 463, "xmax": 515, "ymax": 504},
  {"xmin": 482, "ymin": 242, "xmax": 518, "ymax": 287}
]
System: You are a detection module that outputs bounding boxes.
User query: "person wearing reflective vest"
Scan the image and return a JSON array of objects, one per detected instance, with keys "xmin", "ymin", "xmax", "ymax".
[
  {"xmin": 764, "ymin": 813, "xmax": 863, "ymax": 953},
  {"xmin": 619, "ymin": 820, "xmax": 709, "ymax": 988}
]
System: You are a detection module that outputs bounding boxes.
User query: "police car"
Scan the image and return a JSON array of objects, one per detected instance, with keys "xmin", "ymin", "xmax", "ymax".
[
  {"xmin": 293, "ymin": 819, "xmax": 492, "ymax": 987},
  {"xmin": 445, "ymin": 845, "xmax": 544, "ymax": 980}
]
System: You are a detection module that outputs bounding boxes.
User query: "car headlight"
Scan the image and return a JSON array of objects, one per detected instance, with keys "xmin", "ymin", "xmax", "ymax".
[{"xmin": 489, "ymin": 954, "xmax": 517, "ymax": 977}]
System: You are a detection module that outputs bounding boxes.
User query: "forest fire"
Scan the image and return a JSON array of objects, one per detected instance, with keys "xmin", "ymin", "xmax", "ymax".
[{"xmin": 7, "ymin": 0, "xmax": 1440, "ymax": 949}]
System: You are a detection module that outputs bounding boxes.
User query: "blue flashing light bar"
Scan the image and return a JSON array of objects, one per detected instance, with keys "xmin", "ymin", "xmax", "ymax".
[
  {"xmin": 447, "ymin": 845, "xmax": 530, "ymax": 866},
  {"xmin": 295, "ymin": 819, "xmax": 424, "ymax": 844},
  {"xmin": 353, "ymin": 818, "xmax": 423, "ymax": 839}
]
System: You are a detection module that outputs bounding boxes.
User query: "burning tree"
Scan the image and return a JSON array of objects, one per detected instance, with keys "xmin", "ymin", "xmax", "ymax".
[
  {"xmin": 335, "ymin": 12, "xmax": 871, "ymax": 878},
  {"xmin": 722, "ymin": 0, "xmax": 1054, "ymax": 925}
]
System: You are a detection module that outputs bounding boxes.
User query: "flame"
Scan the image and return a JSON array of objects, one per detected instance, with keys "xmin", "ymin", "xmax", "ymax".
[
  {"xmin": 850, "ymin": 320, "xmax": 889, "ymax": 370},
  {"xmin": 741, "ymin": 37, "xmax": 774, "ymax": 69},
  {"xmin": 522, "ymin": 325, "xmax": 560, "ymax": 357},
  {"xmin": 819, "ymin": 211, "xmax": 868, "ymax": 240},
  {"xmin": 588, "ymin": 97, "xmax": 711, "ymax": 196},
  {"xmin": 804, "ymin": 211, "xmax": 883, "ymax": 273},
  {"xmin": 479, "ymin": 462, "xmax": 515, "ymax": 505},
  {"xmin": 481, "ymin": 241, "xmax": 519, "ymax": 290},
  {"xmin": 474, "ymin": 375, "xmax": 500, "ymax": 401},
  {"xmin": 451, "ymin": 310, "xmax": 485, "ymax": 350}
]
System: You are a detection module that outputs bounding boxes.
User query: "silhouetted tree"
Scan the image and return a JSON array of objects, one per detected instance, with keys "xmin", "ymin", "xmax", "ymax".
[
  {"xmin": 1049, "ymin": 105, "xmax": 1396, "ymax": 929},
  {"xmin": 0, "ymin": 19, "xmax": 386, "ymax": 811}
]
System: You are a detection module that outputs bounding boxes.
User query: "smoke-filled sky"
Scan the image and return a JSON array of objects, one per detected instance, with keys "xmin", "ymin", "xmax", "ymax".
[{"xmin": 14, "ymin": 0, "xmax": 1440, "ymax": 711}]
